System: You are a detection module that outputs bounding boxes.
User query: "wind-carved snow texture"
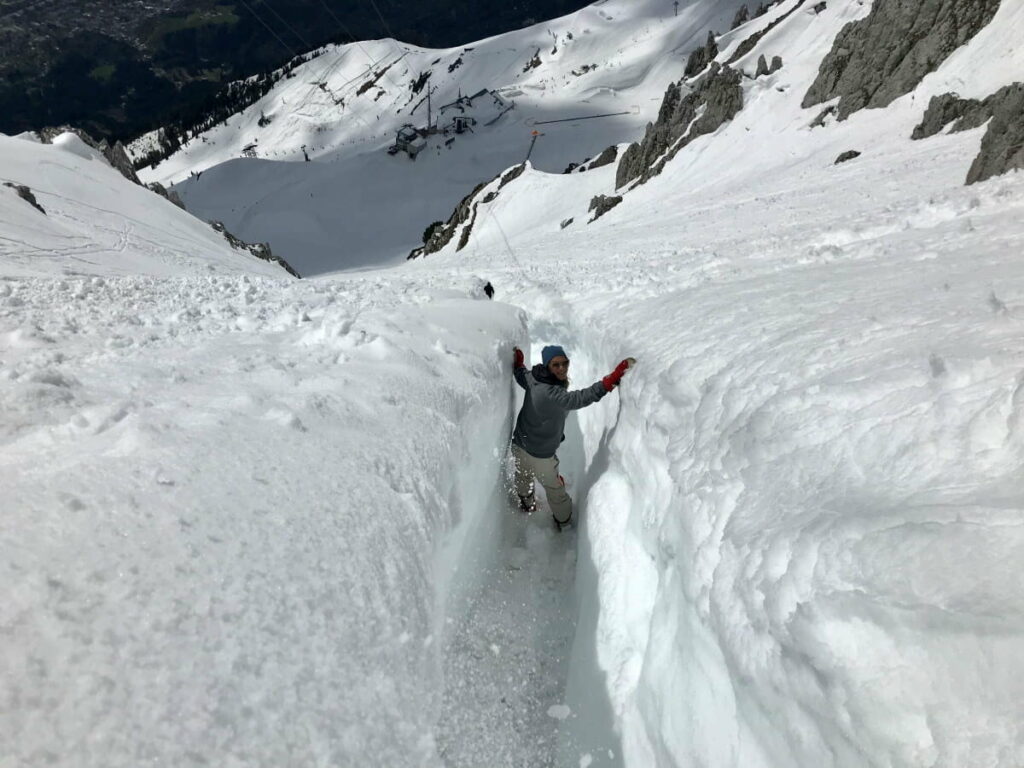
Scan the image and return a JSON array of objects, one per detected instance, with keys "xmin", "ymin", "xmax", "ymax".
[
  {"xmin": 912, "ymin": 83, "xmax": 1024, "ymax": 184},
  {"xmin": 802, "ymin": 0, "xmax": 1002, "ymax": 119}
]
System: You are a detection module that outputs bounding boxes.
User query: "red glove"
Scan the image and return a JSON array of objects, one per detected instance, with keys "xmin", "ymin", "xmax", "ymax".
[
  {"xmin": 602, "ymin": 359, "xmax": 631, "ymax": 392},
  {"xmin": 514, "ymin": 347, "xmax": 525, "ymax": 368}
]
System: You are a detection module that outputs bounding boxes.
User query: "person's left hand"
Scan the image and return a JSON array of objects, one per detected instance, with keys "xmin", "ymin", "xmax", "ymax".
[
  {"xmin": 514, "ymin": 347, "xmax": 525, "ymax": 368},
  {"xmin": 602, "ymin": 358, "xmax": 633, "ymax": 391}
]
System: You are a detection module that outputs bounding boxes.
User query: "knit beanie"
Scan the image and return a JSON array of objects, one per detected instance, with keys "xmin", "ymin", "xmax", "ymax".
[{"xmin": 542, "ymin": 345, "xmax": 568, "ymax": 366}]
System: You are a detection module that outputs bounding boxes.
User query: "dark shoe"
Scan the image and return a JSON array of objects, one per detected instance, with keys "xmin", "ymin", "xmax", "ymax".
[
  {"xmin": 553, "ymin": 514, "xmax": 572, "ymax": 531},
  {"xmin": 518, "ymin": 493, "xmax": 537, "ymax": 513}
]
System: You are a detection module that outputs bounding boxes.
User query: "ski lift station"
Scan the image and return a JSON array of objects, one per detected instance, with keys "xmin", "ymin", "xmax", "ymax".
[
  {"xmin": 389, "ymin": 124, "xmax": 427, "ymax": 159},
  {"xmin": 388, "ymin": 89, "xmax": 515, "ymax": 160},
  {"xmin": 437, "ymin": 89, "xmax": 514, "ymax": 130}
]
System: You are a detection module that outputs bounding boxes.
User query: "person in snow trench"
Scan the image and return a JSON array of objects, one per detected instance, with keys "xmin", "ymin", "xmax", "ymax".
[{"xmin": 511, "ymin": 345, "xmax": 632, "ymax": 530}]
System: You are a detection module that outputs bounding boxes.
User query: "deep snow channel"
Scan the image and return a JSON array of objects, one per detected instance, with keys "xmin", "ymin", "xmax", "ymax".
[{"xmin": 435, "ymin": 308, "xmax": 625, "ymax": 768}]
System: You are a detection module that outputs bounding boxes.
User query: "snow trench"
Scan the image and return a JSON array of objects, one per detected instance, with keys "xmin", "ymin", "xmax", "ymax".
[{"xmin": 434, "ymin": 297, "xmax": 624, "ymax": 768}]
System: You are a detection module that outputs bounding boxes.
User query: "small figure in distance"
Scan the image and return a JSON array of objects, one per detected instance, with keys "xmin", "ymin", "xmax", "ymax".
[{"xmin": 483, "ymin": 281, "xmax": 495, "ymax": 299}]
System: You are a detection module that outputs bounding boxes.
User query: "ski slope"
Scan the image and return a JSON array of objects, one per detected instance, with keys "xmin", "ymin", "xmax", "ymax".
[
  {"xmin": 136, "ymin": 0, "xmax": 748, "ymax": 275},
  {"xmin": 4, "ymin": 0, "xmax": 1024, "ymax": 766},
  {"xmin": 0, "ymin": 133, "xmax": 289, "ymax": 279}
]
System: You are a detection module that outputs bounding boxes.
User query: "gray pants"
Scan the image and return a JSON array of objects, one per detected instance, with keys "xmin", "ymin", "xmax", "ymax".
[{"xmin": 511, "ymin": 443, "xmax": 572, "ymax": 524}]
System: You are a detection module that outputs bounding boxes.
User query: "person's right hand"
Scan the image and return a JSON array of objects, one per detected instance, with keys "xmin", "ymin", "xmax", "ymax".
[{"xmin": 514, "ymin": 347, "xmax": 525, "ymax": 368}]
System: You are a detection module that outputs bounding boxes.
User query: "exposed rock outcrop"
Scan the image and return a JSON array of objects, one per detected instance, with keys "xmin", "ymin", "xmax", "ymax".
[
  {"xmin": 616, "ymin": 63, "xmax": 744, "ymax": 189},
  {"xmin": 497, "ymin": 163, "xmax": 526, "ymax": 189},
  {"xmin": 769, "ymin": 55, "xmax": 784, "ymax": 74},
  {"xmin": 728, "ymin": 0, "xmax": 808, "ymax": 65},
  {"xmin": 588, "ymin": 145, "xmax": 619, "ymax": 170},
  {"xmin": 835, "ymin": 150, "xmax": 862, "ymax": 164},
  {"xmin": 967, "ymin": 85, "xmax": 1024, "ymax": 184},
  {"xmin": 210, "ymin": 221, "xmax": 301, "ymax": 278},
  {"xmin": 408, "ymin": 180, "xmax": 486, "ymax": 259},
  {"xmin": 40, "ymin": 126, "xmax": 141, "ymax": 184},
  {"xmin": 566, "ymin": 145, "xmax": 619, "ymax": 174},
  {"xmin": 756, "ymin": 55, "xmax": 770, "ymax": 78},
  {"xmin": 3, "ymin": 182, "xmax": 46, "ymax": 215},
  {"xmin": 803, "ymin": 0, "xmax": 1002, "ymax": 120},
  {"xmin": 731, "ymin": 5, "xmax": 750, "ymax": 30},
  {"xmin": 588, "ymin": 194, "xmax": 623, "ymax": 222},
  {"xmin": 146, "ymin": 182, "xmax": 186, "ymax": 210},
  {"xmin": 407, "ymin": 163, "xmax": 527, "ymax": 258},
  {"xmin": 684, "ymin": 32, "xmax": 719, "ymax": 78},
  {"xmin": 913, "ymin": 83, "xmax": 1024, "ymax": 184}
]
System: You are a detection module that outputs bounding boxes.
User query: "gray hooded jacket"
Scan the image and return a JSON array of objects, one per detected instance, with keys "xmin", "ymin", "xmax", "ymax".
[{"xmin": 512, "ymin": 363, "xmax": 607, "ymax": 458}]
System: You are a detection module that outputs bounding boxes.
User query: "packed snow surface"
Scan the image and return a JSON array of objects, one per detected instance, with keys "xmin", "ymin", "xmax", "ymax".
[{"xmin": 5, "ymin": 0, "xmax": 1024, "ymax": 766}]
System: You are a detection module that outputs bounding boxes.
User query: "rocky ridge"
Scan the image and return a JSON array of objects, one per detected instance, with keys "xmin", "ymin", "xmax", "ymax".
[
  {"xmin": 616, "ymin": 63, "xmax": 744, "ymax": 190},
  {"xmin": 803, "ymin": 0, "xmax": 1002, "ymax": 120}
]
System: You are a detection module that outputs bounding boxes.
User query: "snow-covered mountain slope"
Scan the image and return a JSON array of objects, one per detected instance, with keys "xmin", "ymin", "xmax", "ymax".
[
  {"xmin": 0, "ymin": 133, "xmax": 292, "ymax": 279},
  {"xmin": 135, "ymin": 0, "xmax": 748, "ymax": 275},
  {"xmin": 5, "ymin": 0, "xmax": 1024, "ymax": 766},
  {"xmin": 413, "ymin": 0, "xmax": 1024, "ymax": 764}
]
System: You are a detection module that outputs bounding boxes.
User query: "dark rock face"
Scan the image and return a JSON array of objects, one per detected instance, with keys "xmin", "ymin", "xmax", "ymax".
[
  {"xmin": 210, "ymin": 221, "xmax": 300, "ymax": 278},
  {"xmin": 146, "ymin": 182, "xmax": 186, "ymax": 210},
  {"xmin": 728, "ymin": 0, "xmax": 808, "ymax": 65},
  {"xmin": 409, "ymin": 180, "xmax": 486, "ymax": 258},
  {"xmin": 912, "ymin": 93, "xmax": 984, "ymax": 138},
  {"xmin": 616, "ymin": 64, "xmax": 744, "ymax": 189},
  {"xmin": 803, "ymin": 0, "xmax": 1002, "ymax": 120},
  {"xmin": 810, "ymin": 104, "xmax": 837, "ymax": 127},
  {"xmin": 588, "ymin": 194, "xmax": 623, "ymax": 222},
  {"xmin": 911, "ymin": 83, "xmax": 1024, "ymax": 184},
  {"xmin": 835, "ymin": 150, "xmax": 862, "ymax": 164},
  {"xmin": 588, "ymin": 145, "xmax": 619, "ymax": 170},
  {"xmin": 756, "ymin": 55, "xmax": 770, "ymax": 78},
  {"xmin": 966, "ymin": 84, "xmax": 1024, "ymax": 185},
  {"xmin": 408, "ymin": 163, "xmax": 526, "ymax": 258},
  {"xmin": 769, "ymin": 55, "xmax": 784, "ymax": 74},
  {"xmin": 40, "ymin": 126, "xmax": 141, "ymax": 184},
  {"xmin": 912, "ymin": 88, "xmax": 1002, "ymax": 139},
  {"xmin": 684, "ymin": 32, "xmax": 719, "ymax": 78},
  {"xmin": 498, "ymin": 163, "xmax": 527, "ymax": 189},
  {"xmin": 732, "ymin": 5, "xmax": 750, "ymax": 30},
  {"xmin": 3, "ymin": 182, "xmax": 46, "ymax": 215},
  {"xmin": 103, "ymin": 141, "xmax": 141, "ymax": 185},
  {"xmin": 967, "ymin": 84, "xmax": 1024, "ymax": 184}
]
